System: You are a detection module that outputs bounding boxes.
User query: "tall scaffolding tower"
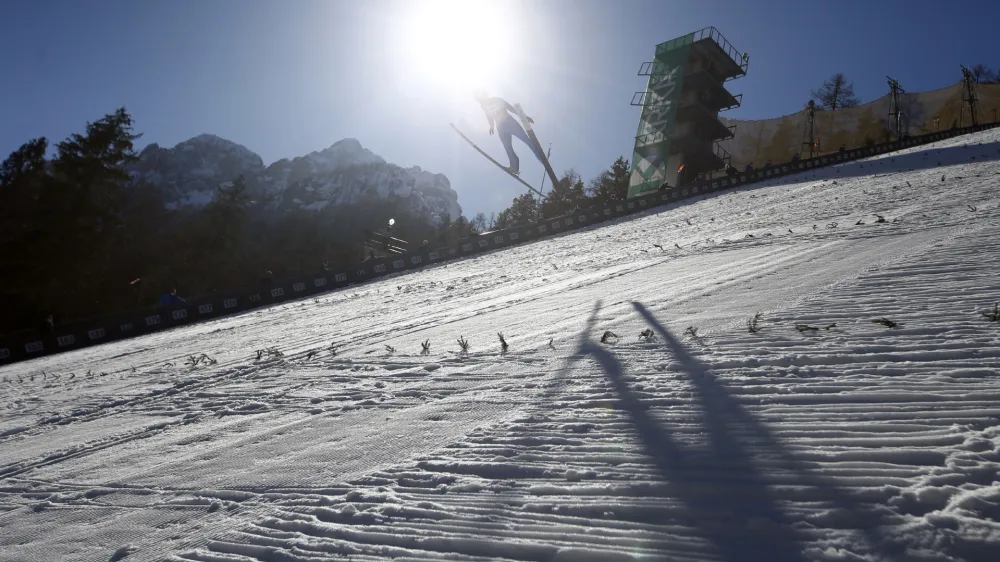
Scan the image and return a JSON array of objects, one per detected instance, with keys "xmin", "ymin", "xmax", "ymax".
[
  {"xmin": 960, "ymin": 65, "xmax": 979, "ymax": 128},
  {"xmin": 887, "ymin": 77, "xmax": 905, "ymax": 140},
  {"xmin": 627, "ymin": 27, "xmax": 748, "ymax": 197}
]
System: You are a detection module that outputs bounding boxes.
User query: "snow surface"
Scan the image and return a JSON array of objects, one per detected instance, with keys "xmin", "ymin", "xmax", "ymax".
[{"xmin": 2, "ymin": 130, "xmax": 1000, "ymax": 561}]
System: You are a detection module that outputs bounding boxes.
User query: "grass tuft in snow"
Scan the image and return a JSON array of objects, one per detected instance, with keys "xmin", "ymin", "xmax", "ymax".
[
  {"xmin": 109, "ymin": 544, "xmax": 134, "ymax": 561},
  {"xmin": 255, "ymin": 347, "xmax": 283, "ymax": 361},
  {"xmin": 600, "ymin": 331, "xmax": 619, "ymax": 344},
  {"xmin": 185, "ymin": 353, "xmax": 218, "ymax": 368},
  {"xmin": 421, "ymin": 339, "xmax": 431, "ymax": 355},
  {"xmin": 872, "ymin": 317, "xmax": 899, "ymax": 328},
  {"xmin": 457, "ymin": 336, "xmax": 470, "ymax": 354},
  {"xmin": 747, "ymin": 312, "xmax": 763, "ymax": 334},
  {"xmin": 498, "ymin": 333, "xmax": 509, "ymax": 355},
  {"xmin": 982, "ymin": 303, "xmax": 999, "ymax": 322}
]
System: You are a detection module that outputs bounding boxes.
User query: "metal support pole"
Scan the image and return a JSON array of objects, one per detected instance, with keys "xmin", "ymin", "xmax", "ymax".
[{"xmin": 538, "ymin": 144, "xmax": 552, "ymax": 196}]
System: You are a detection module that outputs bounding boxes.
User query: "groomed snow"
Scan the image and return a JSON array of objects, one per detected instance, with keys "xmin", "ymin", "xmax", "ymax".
[{"xmin": 1, "ymin": 130, "xmax": 999, "ymax": 561}]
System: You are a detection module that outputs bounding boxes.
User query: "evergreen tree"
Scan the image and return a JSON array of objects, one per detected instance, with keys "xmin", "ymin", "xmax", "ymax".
[
  {"xmin": 0, "ymin": 137, "xmax": 48, "ymax": 191},
  {"xmin": 494, "ymin": 193, "xmax": 539, "ymax": 229},
  {"xmin": 541, "ymin": 169, "xmax": 589, "ymax": 218},
  {"xmin": 588, "ymin": 156, "xmax": 630, "ymax": 205},
  {"xmin": 437, "ymin": 214, "xmax": 452, "ymax": 244},
  {"xmin": 0, "ymin": 138, "xmax": 52, "ymax": 328},
  {"xmin": 34, "ymin": 108, "xmax": 141, "ymax": 321}
]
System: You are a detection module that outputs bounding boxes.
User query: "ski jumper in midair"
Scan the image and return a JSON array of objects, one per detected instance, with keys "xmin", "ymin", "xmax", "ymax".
[{"xmin": 475, "ymin": 90, "xmax": 547, "ymax": 175}]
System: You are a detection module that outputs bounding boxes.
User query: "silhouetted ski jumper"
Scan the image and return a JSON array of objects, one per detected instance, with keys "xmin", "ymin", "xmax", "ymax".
[{"xmin": 475, "ymin": 90, "xmax": 547, "ymax": 175}]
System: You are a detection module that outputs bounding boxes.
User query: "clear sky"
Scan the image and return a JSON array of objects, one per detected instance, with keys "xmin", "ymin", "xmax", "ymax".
[{"xmin": 2, "ymin": 0, "xmax": 997, "ymax": 218}]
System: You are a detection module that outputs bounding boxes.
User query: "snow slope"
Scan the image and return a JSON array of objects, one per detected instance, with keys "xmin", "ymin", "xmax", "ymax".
[{"xmin": 1, "ymin": 130, "xmax": 999, "ymax": 561}]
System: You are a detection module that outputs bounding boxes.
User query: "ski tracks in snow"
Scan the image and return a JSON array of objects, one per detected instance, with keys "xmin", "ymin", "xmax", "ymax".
[{"xmin": 1, "ymin": 130, "xmax": 999, "ymax": 560}]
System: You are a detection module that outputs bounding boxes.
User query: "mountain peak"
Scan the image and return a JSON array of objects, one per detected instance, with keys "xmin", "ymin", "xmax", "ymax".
[
  {"xmin": 306, "ymin": 138, "xmax": 385, "ymax": 169},
  {"xmin": 330, "ymin": 138, "xmax": 363, "ymax": 150}
]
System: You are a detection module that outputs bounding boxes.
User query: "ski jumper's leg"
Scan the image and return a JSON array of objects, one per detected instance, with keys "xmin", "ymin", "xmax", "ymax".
[
  {"xmin": 507, "ymin": 119, "xmax": 548, "ymax": 165},
  {"xmin": 498, "ymin": 124, "xmax": 520, "ymax": 173}
]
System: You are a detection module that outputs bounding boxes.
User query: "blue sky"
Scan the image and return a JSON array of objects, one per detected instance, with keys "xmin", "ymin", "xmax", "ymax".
[{"xmin": 2, "ymin": 0, "xmax": 997, "ymax": 218}]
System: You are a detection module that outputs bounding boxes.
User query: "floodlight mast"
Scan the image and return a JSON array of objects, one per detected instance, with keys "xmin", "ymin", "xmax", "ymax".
[
  {"xmin": 887, "ymin": 77, "xmax": 905, "ymax": 140},
  {"xmin": 959, "ymin": 65, "xmax": 979, "ymax": 127}
]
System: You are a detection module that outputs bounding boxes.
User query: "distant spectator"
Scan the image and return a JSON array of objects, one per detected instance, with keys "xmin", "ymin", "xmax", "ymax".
[
  {"xmin": 791, "ymin": 153, "xmax": 800, "ymax": 162},
  {"xmin": 129, "ymin": 277, "xmax": 144, "ymax": 305},
  {"xmin": 763, "ymin": 160, "xmax": 772, "ymax": 169},
  {"xmin": 726, "ymin": 165, "xmax": 738, "ymax": 177},
  {"xmin": 157, "ymin": 289, "xmax": 186, "ymax": 307},
  {"xmin": 839, "ymin": 144, "xmax": 846, "ymax": 153},
  {"xmin": 260, "ymin": 270, "xmax": 274, "ymax": 287},
  {"xmin": 39, "ymin": 314, "xmax": 55, "ymax": 334},
  {"xmin": 744, "ymin": 162, "xmax": 754, "ymax": 172}
]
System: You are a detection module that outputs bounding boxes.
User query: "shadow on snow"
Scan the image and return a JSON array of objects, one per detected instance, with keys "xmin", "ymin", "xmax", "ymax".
[{"xmin": 571, "ymin": 299, "xmax": 903, "ymax": 561}]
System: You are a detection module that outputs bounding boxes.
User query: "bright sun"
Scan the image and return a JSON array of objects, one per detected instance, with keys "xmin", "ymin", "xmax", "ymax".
[{"xmin": 397, "ymin": 0, "xmax": 515, "ymax": 95}]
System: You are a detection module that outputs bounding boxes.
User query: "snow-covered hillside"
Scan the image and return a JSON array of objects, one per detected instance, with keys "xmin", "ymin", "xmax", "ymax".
[
  {"xmin": 2, "ymin": 129, "xmax": 999, "ymax": 561},
  {"xmin": 132, "ymin": 135, "xmax": 461, "ymax": 222}
]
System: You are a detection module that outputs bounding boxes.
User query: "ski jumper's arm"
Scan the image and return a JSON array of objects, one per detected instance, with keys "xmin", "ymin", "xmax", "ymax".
[{"xmin": 481, "ymin": 103, "xmax": 496, "ymax": 132}]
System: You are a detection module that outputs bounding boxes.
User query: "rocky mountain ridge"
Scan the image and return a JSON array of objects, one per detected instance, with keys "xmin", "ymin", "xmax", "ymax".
[{"xmin": 131, "ymin": 134, "xmax": 461, "ymax": 223}]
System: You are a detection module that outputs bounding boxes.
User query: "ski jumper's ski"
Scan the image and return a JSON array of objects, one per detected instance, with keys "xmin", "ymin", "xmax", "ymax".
[
  {"xmin": 513, "ymin": 104, "xmax": 560, "ymax": 190},
  {"xmin": 450, "ymin": 123, "xmax": 545, "ymax": 198}
]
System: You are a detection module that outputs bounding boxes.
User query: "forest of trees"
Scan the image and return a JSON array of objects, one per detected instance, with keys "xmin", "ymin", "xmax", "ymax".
[
  {"xmin": 0, "ymin": 109, "xmax": 633, "ymax": 335},
  {"xmin": 486, "ymin": 156, "xmax": 631, "ymax": 231}
]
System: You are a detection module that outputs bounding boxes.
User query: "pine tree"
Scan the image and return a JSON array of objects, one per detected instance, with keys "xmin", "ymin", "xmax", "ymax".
[
  {"xmin": 811, "ymin": 73, "xmax": 861, "ymax": 111},
  {"xmin": 437, "ymin": 214, "xmax": 452, "ymax": 244},
  {"xmin": 588, "ymin": 156, "xmax": 630, "ymax": 205},
  {"xmin": 494, "ymin": 193, "xmax": 539, "ymax": 229},
  {"xmin": 0, "ymin": 137, "xmax": 48, "ymax": 191},
  {"xmin": 541, "ymin": 169, "xmax": 590, "ymax": 218},
  {"xmin": 0, "ymin": 138, "xmax": 52, "ymax": 329},
  {"xmin": 207, "ymin": 175, "xmax": 252, "ymax": 251},
  {"xmin": 47, "ymin": 107, "xmax": 142, "ymax": 319}
]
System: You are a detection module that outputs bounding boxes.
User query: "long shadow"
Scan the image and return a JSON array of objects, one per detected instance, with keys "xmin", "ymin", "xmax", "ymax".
[
  {"xmin": 576, "ymin": 301, "xmax": 806, "ymax": 562},
  {"xmin": 630, "ymin": 301, "xmax": 901, "ymax": 560}
]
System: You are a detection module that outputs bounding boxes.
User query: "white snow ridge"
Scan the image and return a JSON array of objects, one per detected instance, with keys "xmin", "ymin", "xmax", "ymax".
[{"xmin": 2, "ymin": 129, "xmax": 1000, "ymax": 561}]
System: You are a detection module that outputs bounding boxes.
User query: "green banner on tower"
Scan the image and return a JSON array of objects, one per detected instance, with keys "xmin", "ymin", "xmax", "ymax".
[{"xmin": 628, "ymin": 33, "xmax": 694, "ymax": 198}]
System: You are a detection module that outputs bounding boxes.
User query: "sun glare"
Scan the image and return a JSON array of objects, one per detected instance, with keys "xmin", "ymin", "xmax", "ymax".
[{"xmin": 397, "ymin": 0, "xmax": 515, "ymax": 95}]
